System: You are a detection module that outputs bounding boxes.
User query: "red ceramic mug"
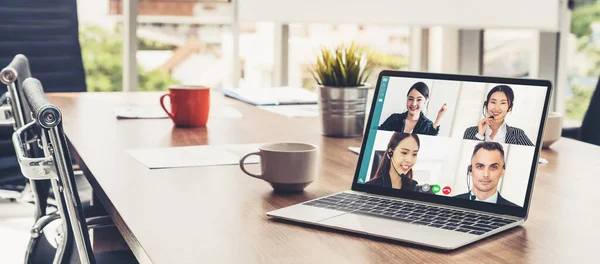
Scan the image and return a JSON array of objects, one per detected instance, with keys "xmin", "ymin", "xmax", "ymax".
[{"xmin": 160, "ymin": 85, "xmax": 210, "ymax": 127}]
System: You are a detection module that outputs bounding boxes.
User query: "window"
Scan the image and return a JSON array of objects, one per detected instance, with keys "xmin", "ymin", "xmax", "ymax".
[
  {"xmin": 78, "ymin": 0, "xmax": 233, "ymax": 92},
  {"xmin": 78, "ymin": 0, "xmax": 121, "ymax": 92},
  {"xmin": 236, "ymin": 22, "xmax": 276, "ymax": 89},
  {"xmin": 233, "ymin": 23, "xmax": 411, "ymax": 91},
  {"xmin": 287, "ymin": 24, "xmax": 410, "ymax": 91},
  {"xmin": 133, "ymin": 1, "xmax": 233, "ymax": 91},
  {"xmin": 483, "ymin": 29, "xmax": 536, "ymax": 78},
  {"xmin": 78, "ymin": 1, "xmax": 411, "ymax": 93},
  {"xmin": 565, "ymin": 0, "xmax": 600, "ymax": 126}
]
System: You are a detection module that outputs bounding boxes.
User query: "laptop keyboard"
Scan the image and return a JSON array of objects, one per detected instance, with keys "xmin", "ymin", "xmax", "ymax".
[{"xmin": 303, "ymin": 193, "xmax": 518, "ymax": 236}]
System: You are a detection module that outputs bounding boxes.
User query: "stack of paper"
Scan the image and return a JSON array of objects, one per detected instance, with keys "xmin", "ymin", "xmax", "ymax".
[{"xmin": 220, "ymin": 87, "xmax": 317, "ymax": 106}]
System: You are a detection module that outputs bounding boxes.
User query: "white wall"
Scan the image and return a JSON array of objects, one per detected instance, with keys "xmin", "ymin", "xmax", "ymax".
[
  {"xmin": 449, "ymin": 81, "xmax": 487, "ymax": 137},
  {"xmin": 239, "ymin": 0, "xmax": 561, "ymax": 31},
  {"xmin": 428, "ymin": 80, "xmax": 460, "ymax": 136},
  {"xmin": 378, "ymin": 77, "xmax": 459, "ymax": 137},
  {"xmin": 502, "ymin": 145, "xmax": 535, "ymax": 207},
  {"xmin": 411, "ymin": 135, "xmax": 463, "ymax": 190}
]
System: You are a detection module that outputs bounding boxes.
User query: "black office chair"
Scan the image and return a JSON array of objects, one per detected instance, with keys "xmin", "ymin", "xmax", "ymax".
[
  {"xmin": 0, "ymin": 0, "xmax": 87, "ymax": 198},
  {"xmin": 0, "ymin": 55, "xmax": 44, "ymax": 203},
  {"xmin": 562, "ymin": 76, "xmax": 600, "ymax": 146},
  {"xmin": 2, "ymin": 55, "xmax": 110, "ymax": 264},
  {"xmin": 14, "ymin": 78, "xmax": 137, "ymax": 264},
  {"xmin": 369, "ymin": 151, "xmax": 384, "ymax": 180},
  {"xmin": 0, "ymin": 0, "xmax": 87, "ymax": 93},
  {"xmin": 1, "ymin": 54, "xmax": 95, "ymax": 206}
]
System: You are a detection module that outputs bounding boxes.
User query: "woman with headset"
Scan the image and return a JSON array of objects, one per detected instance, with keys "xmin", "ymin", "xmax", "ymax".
[
  {"xmin": 463, "ymin": 85, "xmax": 534, "ymax": 146},
  {"xmin": 378, "ymin": 81, "xmax": 448, "ymax": 135},
  {"xmin": 366, "ymin": 132, "xmax": 431, "ymax": 193}
]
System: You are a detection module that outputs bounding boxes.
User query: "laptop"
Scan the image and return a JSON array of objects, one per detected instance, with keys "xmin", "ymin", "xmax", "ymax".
[{"xmin": 267, "ymin": 70, "xmax": 552, "ymax": 250}]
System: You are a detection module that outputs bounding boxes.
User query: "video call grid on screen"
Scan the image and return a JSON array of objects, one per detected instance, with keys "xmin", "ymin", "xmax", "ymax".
[{"xmin": 357, "ymin": 75, "xmax": 549, "ymax": 208}]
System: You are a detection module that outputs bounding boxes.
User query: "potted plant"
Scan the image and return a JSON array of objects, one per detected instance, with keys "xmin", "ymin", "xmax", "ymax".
[{"xmin": 310, "ymin": 42, "xmax": 373, "ymax": 137}]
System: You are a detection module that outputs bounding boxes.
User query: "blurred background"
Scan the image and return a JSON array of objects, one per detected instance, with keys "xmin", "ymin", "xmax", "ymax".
[{"xmin": 77, "ymin": 0, "xmax": 599, "ymax": 127}]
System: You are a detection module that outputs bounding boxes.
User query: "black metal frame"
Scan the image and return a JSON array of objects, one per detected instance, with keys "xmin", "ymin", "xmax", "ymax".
[
  {"xmin": 1, "ymin": 55, "xmax": 57, "ymax": 264},
  {"xmin": 14, "ymin": 78, "xmax": 96, "ymax": 264}
]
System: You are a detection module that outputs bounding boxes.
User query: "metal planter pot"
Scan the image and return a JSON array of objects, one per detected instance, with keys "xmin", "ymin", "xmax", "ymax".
[{"xmin": 318, "ymin": 84, "xmax": 370, "ymax": 138}]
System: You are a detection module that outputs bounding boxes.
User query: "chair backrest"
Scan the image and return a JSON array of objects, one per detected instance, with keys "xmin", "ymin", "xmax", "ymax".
[
  {"xmin": 19, "ymin": 77, "xmax": 95, "ymax": 264},
  {"xmin": 580, "ymin": 76, "xmax": 600, "ymax": 146},
  {"xmin": 0, "ymin": 0, "xmax": 86, "ymax": 93},
  {"xmin": 369, "ymin": 150, "xmax": 384, "ymax": 180},
  {"xmin": 1, "ymin": 54, "xmax": 32, "ymax": 128},
  {"xmin": 1, "ymin": 54, "xmax": 51, "ymax": 221},
  {"xmin": 0, "ymin": 55, "xmax": 32, "ymax": 187}
]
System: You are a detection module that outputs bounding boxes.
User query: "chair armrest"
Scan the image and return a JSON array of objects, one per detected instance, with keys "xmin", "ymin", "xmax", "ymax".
[
  {"xmin": 31, "ymin": 212, "xmax": 61, "ymax": 237},
  {"xmin": 0, "ymin": 105, "xmax": 14, "ymax": 127},
  {"xmin": 0, "ymin": 92, "xmax": 7, "ymax": 104},
  {"xmin": 561, "ymin": 127, "xmax": 580, "ymax": 140},
  {"xmin": 86, "ymin": 215, "xmax": 114, "ymax": 229}
]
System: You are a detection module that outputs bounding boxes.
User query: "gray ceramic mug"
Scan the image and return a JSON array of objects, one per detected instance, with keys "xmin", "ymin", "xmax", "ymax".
[{"xmin": 239, "ymin": 143, "xmax": 318, "ymax": 192}]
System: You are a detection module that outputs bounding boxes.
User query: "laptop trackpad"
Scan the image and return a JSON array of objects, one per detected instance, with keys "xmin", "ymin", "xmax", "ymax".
[
  {"xmin": 267, "ymin": 205, "xmax": 347, "ymax": 223},
  {"xmin": 319, "ymin": 213, "xmax": 473, "ymax": 249}
]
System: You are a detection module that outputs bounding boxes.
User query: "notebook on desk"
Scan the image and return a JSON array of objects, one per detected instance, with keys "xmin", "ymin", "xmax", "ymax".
[{"xmin": 220, "ymin": 86, "xmax": 317, "ymax": 106}]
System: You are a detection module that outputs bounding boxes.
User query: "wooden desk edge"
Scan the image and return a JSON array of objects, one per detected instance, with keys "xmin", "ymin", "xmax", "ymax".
[{"xmin": 69, "ymin": 138, "xmax": 154, "ymax": 264}]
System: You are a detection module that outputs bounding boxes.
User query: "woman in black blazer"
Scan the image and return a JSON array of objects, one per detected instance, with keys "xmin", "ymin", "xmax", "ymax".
[
  {"xmin": 378, "ymin": 82, "xmax": 448, "ymax": 136},
  {"xmin": 463, "ymin": 85, "xmax": 534, "ymax": 146},
  {"xmin": 366, "ymin": 132, "xmax": 432, "ymax": 193}
]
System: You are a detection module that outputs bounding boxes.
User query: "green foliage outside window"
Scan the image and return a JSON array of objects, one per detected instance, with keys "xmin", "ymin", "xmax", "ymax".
[
  {"xmin": 369, "ymin": 51, "xmax": 409, "ymax": 70},
  {"xmin": 571, "ymin": 2, "xmax": 600, "ymax": 38},
  {"xmin": 566, "ymin": 84, "xmax": 594, "ymax": 120},
  {"xmin": 79, "ymin": 25, "xmax": 177, "ymax": 92},
  {"xmin": 576, "ymin": 36, "xmax": 600, "ymax": 76},
  {"xmin": 566, "ymin": 0, "xmax": 600, "ymax": 121}
]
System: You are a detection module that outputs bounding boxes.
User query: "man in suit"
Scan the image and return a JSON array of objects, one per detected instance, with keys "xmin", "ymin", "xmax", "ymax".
[{"xmin": 454, "ymin": 142, "xmax": 518, "ymax": 207}]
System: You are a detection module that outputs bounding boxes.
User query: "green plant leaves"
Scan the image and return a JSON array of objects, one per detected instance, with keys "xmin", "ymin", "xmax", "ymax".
[{"xmin": 309, "ymin": 42, "xmax": 372, "ymax": 87}]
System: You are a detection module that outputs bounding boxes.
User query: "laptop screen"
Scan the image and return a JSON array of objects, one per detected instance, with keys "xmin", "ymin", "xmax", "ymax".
[{"xmin": 356, "ymin": 74, "xmax": 549, "ymax": 208}]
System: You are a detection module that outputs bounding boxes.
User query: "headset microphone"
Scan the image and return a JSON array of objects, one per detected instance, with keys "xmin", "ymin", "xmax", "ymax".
[
  {"xmin": 482, "ymin": 101, "xmax": 497, "ymax": 120},
  {"xmin": 482, "ymin": 101, "xmax": 488, "ymax": 118},
  {"xmin": 388, "ymin": 149, "xmax": 406, "ymax": 181},
  {"xmin": 466, "ymin": 165, "xmax": 476, "ymax": 201}
]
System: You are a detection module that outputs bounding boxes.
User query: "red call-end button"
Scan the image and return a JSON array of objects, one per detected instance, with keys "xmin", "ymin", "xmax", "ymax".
[{"xmin": 442, "ymin": 186, "xmax": 452, "ymax": 195}]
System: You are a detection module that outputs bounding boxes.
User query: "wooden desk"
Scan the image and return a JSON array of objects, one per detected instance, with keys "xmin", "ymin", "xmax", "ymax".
[{"xmin": 49, "ymin": 92, "xmax": 600, "ymax": 263}]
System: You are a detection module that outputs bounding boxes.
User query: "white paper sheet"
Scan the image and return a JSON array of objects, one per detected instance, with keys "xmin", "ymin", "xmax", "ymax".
[
  {"xmin": 221, "ymin": 86, "xmax": 317, "ymax": 106},
  {"xmin": 126, "ymin": 143, "xmax": 262, "ymax": 169},
  {"xmin": 114, "ymin": 106, "xmax": 243, "ymax": 119},
  {"xmin": 258, "ymin": 105, "xmax": 319, "ymax": 117},
  {"xmin": 348, "ymin": 146, "xmax": 361, "ymax": 155}
]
